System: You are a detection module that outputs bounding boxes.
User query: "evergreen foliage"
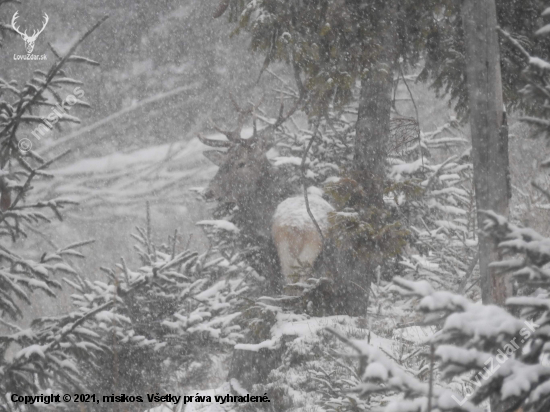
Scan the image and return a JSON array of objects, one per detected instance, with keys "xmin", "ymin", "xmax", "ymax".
[
  {"xmin": 219, "ymin": 0, "xmax": 453, "ymax": 115},
  {"xmin": 191, "ymin": 70, "xmax": 482, "ymax": 409},
  {"xmin": 420, "ymin": 0, "xmax": 550, "ymax": 119},
  {"xmin": 325, "ymin": 9, "xmax": 550, "ymax": 412},
  {"xmin": 71, "ymin": 220, "xmax": 252, "ymax": 411},
  {"xmin": 0, "ymin": 12, "xmax": 106, "ymax": 409},
  {"xmin": 4, "ymin": 2, "xmax": 549, "ymax": 412}
]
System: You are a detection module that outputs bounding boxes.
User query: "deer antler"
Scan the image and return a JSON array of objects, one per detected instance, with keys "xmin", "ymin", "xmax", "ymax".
[
  {"xmin": 30, "ymin": 13, "xmax": 49, "ymax": 40},
  {"xmin": 199, "ymin": 94, "xmax": 292, "ymax": 148},
  {"xmin": 11, "ymin": 12, "xmax": 49, "ymax": 40},
  {"xmin": 197, "ymin": 133, "xmax": 232, "ymax": 148},
  {"xmin": 237, "ymin": 94, "xmax": 265, "ymax": 145},
  {"xmin": 209, "ymin": 119, "xmax": 241, "ymax": 143},
  {"xmin": 11, "ymin": 11, "xmax": 26, "ymax": 37},
  {"xmin": 271, "ymin": 95, "xmax": 302, "ymax": 130},
  {"xmin": 207, "ymin": 94, "xmax": 264, "ymax": 145}
]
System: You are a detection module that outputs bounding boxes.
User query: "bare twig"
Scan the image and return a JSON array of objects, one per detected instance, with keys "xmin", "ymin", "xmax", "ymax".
[
  {"xmin": 458, "ymin": 251, "xmax": 480, "ymax": 294},
  {"xmin": 0, "ymin": 150, "xmax": 71, "ymax": 229},
  {"xmin": 497, "ymin": 26, "xmax": 530, "ymax": 61},
  {"xmin": 301, "ymin": 118, "xmax": 324, "ymax": 242},
  {"xmin": 171, "ymin": 229, "xmax": 178, "ymax": 260},
  {"xmin": 146, "ymin": 201, "xmax": 152, "ymax": 256},
  {"xmin": 424, "ymin": 155, "xmax": 457, "ymax": 193},
  {"xmin": 185, "ymin": 233, "xmax": 193, "ymax": 250},
  {"xmin": 532, "ymin": 181, "xmax": 550, "ymax": 203},
  {"xmin": 427, "ymin": 343, "xmax": 435, "ymax": 412},
  {"xmin": 0, "ymin": 16, "xmax": 108, "ymax": 142},
  {"xmin": 399, "ymin": 65, "xmax": 424, "ymax": 166}
]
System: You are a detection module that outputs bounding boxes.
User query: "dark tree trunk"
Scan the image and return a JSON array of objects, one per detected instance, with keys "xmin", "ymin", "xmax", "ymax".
[
  {"xmin": 355, "ymin": 73, "xmax": 392, "ymax": 209},
  {"xmin": 462, "ymin": 1, "xmax": 511, "ymax": 411},
  {"xmin": 354, "ymin": 3, "xmax": 396, "ymax": 209},
  {"xmin": 347, "ymin": 2, "xmax": 396, "ymax": 315},
  {"xmin": 462, "ymin": 0, "xmax": 510, "ymax": 306}
]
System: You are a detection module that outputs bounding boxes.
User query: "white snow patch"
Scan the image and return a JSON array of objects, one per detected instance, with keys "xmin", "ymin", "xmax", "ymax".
[
  {"xmin": 272, "ymin": 194, "xmax": 334, "ymax": 233},
  {"xmin": 196, "ymin": 220, "xmax": 240, "ymax": 233},
  {"xmin": 273, "ymin": 156, "xmax": 304, "ymax": 167},
  {"xmin": 236, "ymin": 313, "xmax": 393, "ymax": 354},
  {"xmin": 535, "ymin": 25, "xmax": 550, "ymax": 36},
  {"xmin": 15, "ymin": 344, "xmax": 47, "ymax": 359},
  {"xmin": 529, "ymin": 56, "xmax": 550, "ymax": 70},
  {"xmin": 390, "ymin": 158, "xmax": 424, "ymax": 179},
  {"xmin": 364, "ymin": 362, "xmax": 389, "ymax": 380}
]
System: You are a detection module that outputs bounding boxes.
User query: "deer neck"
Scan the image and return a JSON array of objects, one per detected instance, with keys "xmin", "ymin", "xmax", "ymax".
[{"xmin": 237, "ymin": 165, "xmax": 291, "ymax": 240}]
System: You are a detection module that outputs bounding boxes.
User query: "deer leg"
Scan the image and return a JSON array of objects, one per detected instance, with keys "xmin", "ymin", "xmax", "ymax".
[
  {"xmin": 275, "ymin": 236, "xmax": 296, "ymax": 283},
  {"xmin": 273, "ymin": 226, "xmax": 305, "ymax": 285},
  {"xmin": 297, "ymin": 232, "xmax": 323, "ymax": 282}
]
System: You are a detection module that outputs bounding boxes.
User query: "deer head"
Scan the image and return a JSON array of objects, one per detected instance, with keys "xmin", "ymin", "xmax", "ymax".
[
  {"xmin": 199, "ymin": 94, "xmax": 302, "ymax": 201},
  {"xmin": 199, "ymin": 96, "xmax": 273, "ymax": 204},
  {"xmin": 12, "ymin": 11, "xmax": 49, "ymax": 54},
  {"xmin": 202, "ymin": 140, "xmax": 274, "ymax": 204}
]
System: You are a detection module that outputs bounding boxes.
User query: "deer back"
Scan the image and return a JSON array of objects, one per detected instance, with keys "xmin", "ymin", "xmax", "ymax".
[{"xmin": 272, "ymin": 194, "xmax": 334, "ymax": 283}]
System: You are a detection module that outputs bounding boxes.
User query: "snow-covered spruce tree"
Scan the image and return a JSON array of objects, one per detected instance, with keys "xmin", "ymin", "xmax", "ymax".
[
  {"xmin": 421, "ymin": 0, "xmax": 550, "ymax": 121},
  {"xmin": 210, "ymin": 0, "xmax": 476, "ymax": 319},
  {"xmin": 193, "ymin": 77, "xmax": 478, "ymax": 411},
  {"xmin": 322, "ymin": 13, "xmax": 550, "ymax": 412},
  {"xmin": 62, "ymin": 217, "xmax": 252, "ymax": 411},
  {"xmin": 301, "ymin": 116, "xmax": 480, "ymax": 411},
  {"xmin": 502, "ymin": 6, "xmax": 550, "ymax": 145},
  {"xmin": 259, "ymin": 76, "xmax": 478, "ymax": 306},
  {"xmin": 248, "ymin": 131, "xmax": 479, "ymax": 412},
  {"xmin": 0, "ymin": 16, "xmax": 108, "ymax": 410},
  {"xmin": 359, "ymin": 218, "xmax": 550, "ymax": 412},
  {"xmin": 199, "ymin": 76, "xmax": 474, "ymax": 302},
  {"xmin": 388, "ymin": 124, "xmax": 479, "ymax": 296}
]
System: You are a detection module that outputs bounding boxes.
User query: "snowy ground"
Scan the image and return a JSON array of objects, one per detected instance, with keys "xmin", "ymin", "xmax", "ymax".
[{"xmin": 144, "ymin": 313, "xmax": 421, "ymax": 412}]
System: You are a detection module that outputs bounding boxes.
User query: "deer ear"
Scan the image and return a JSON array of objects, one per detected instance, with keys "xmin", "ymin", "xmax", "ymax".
[{"xmin": 203, "ymin": 150, "xmax": 226, "ymax": 166}]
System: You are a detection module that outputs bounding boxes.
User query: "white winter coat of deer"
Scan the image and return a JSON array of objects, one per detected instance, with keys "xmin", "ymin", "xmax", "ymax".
[{"xmin": 272, "ymin": 193, "xmax": 333, "ymax": 281}]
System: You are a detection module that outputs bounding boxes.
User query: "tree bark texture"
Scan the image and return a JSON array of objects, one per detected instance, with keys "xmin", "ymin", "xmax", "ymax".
[
  {"xmin": 462, "ymin": 0, "xmax": 510, "ymax": 307},
  {"xmin": 462, "ymin": 2, "xmax": 511, "ymax": 409},
  {"xmin": 354, "ymin": 2, "xmax": 396, "ymax": 209},
  {"xmin": 350, "ymin": 2, "xmax": 397, "ymax": 316}
]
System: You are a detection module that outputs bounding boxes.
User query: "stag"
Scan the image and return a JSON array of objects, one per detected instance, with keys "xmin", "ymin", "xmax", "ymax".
[
  {"xmin": 198, "ymin": 97, "xmax": 334, "ymax": 290},
  {"xmin": 12, "ymin": 11, "xmax": 49, "ymax": 54}
]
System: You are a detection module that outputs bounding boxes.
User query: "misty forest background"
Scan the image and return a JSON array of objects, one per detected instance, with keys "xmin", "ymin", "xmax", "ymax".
[
  {"xmin": 2, "ymin": 0, "xmax": 550, "ymax": 412},
  {"xmin": 1, "ymin": 0, "xmax": 276, "ymax": 318}
]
